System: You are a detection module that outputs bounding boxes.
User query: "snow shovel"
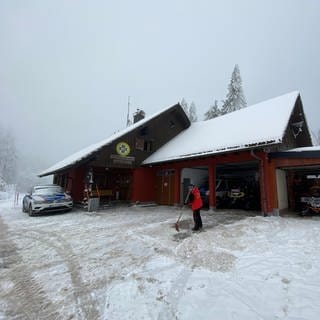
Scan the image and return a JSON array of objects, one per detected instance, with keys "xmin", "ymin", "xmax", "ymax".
[{"xmin": 175, "ymin": 189, "xmax": 191, "ymax": 232}]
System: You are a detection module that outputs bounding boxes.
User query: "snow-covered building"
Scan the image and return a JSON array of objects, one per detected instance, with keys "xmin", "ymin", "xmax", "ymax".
[{"xmin": 39, "ymin": 91, "xmax": 320, "ymax": 215}]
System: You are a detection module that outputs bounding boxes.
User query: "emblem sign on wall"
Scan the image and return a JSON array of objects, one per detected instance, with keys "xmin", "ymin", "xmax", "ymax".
[{"xmin": 116, "ymin": 141, "xmax": 131, "ymax": 157}]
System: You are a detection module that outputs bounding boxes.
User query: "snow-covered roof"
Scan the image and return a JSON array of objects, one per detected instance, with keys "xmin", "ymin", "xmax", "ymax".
[
  {"xmin": 143, "ymin": 91, "xmax": 301, "ymax": 165},
  {"xmin": 40, "ymin": 91, "xmax": 304, "ymax": 176},
  {"xmin": 39, "ymin": 103, "xmax": 180, "ymax": 176},
  {"xmin": 284, "ymin": 146, "xmax": 320, "ymax": 152},
  {"xmin": 268, "ymin": 145, "xmax": 320, "ymax": 160}
]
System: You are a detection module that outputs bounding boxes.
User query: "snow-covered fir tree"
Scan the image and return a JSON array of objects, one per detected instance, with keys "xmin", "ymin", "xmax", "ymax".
[
  {"xmin": 204, "ymin": 100, "xmax": 220, "ymax": 120},
  {"xmin": 220, "ymin": 64, "xmax": 247, "ymax": 115},
  {"xmin": 0, "ymin": 126, "xmax": 17, "ymax": 184},
  {"xmin": 180, "ymin": 98, "xmax": 189, "ymax": 114},
  {"xmin": 188, "ymin": 102, "xmax": 198, "ymax": 122},
  {"xmin": 180, "ymin": 98, "xmax": 198, "ymax": 122}
]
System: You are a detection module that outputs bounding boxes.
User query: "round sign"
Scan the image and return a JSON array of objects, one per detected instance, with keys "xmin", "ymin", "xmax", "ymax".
[{"xmin": 116, "ymin": 142, "xmax": 130, "ymax": 156}]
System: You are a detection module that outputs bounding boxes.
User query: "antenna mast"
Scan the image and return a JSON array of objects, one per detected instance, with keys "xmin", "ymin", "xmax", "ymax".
[{"xmin": 126, "ymin": 96, "xmax": 131, "ymax": 127}]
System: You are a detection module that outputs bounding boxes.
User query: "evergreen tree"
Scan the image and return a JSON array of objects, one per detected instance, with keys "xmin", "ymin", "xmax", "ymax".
[
  {"xmin": 220, "ymin": 64, "xmax": 247, "ymax": 115},
  {"xmin": 0, "ymin": 127, "xmax": 17, "ymax": 184},
  {"xmin": 204, "ymin": 100, "xmax": 220, "ymax": 120},
  {"xmin": 180, "ymin": 98, "xmax": 189, "ymax": 115},
  {"xmin": 188, "ymin": 101, "xmax": 198, "ymax": 122},
  {"xmin": 180, "ymin": 98, "xmax": 198, "ymax": 122}
]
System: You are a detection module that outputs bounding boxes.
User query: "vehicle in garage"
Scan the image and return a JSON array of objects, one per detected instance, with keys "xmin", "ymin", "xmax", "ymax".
[
  {"xmin": 22, "ymin": 184, "xmax": 73, "ymax": 216},
  {"xmin": 300, "ymin": 175, "xmax": 320, "ymax": 216},
  {"xmin": 215, "ymin": 175, "xmax": 260, "ymax": 210}
]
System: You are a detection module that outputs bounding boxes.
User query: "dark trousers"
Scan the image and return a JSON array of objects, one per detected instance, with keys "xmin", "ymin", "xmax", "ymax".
[{"xmin": 193, "ymin": 209, "xmax": 202, "ymax": 230}]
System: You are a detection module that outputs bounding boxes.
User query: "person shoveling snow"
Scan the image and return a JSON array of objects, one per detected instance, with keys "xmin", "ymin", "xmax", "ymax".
[
  {"xmin": 176, "ymin": 184, "xmax": 203, "ymax": 232},
  {"xmin": 187, "ymin": 184, "xmax": 203, "ymax": 231}
]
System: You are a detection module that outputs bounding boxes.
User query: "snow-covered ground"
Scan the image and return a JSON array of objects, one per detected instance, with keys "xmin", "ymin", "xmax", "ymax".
[{"xmin": 1, "ymin": 197, "xmax": 320, "ymax": 320}]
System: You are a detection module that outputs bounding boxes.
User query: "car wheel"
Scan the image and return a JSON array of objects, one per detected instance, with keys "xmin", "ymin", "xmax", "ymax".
[
  {"xmin": 28, "ymin": 204, "xmax": 35, "ymax": 217},
  {"xmin": 22, "ymin": 203, "xmax": 26, "ymax": 213}
]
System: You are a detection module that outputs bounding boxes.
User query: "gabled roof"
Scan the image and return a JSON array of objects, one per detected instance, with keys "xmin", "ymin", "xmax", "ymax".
[
  {"xmin": 39, "ymin": 103, "xmax": 188, "ymax": 177},
  {"xmin": 143, "ymin": 91, "xmax": 305, "ymax": 165},
  {"xmin": 39, "ymin": 91, "xmax": 311, "ymax": 176}
]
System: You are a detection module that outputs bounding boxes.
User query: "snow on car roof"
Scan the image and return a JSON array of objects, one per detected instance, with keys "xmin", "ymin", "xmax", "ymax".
[
  {"xmin": 143, "ymin": 91, "xmax": 301, "ymax": 164},
  {"xmin": 34, "ymin": 185, "xmax": 61, "ymax": 189}
]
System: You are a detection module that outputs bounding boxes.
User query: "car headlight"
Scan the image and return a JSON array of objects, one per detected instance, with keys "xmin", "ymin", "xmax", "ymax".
[
  {"xmin": 33, "ymin": 201, "xmax": 46, "ymax": 204},
  {"xmin": 32, "ymin": 196, "xmax": 46, "ymax": 204}
]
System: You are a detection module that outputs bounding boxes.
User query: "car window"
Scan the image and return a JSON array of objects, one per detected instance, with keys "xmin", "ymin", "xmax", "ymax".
[{"xmin": 33, "ymin": 187, "xmax": 64, "ymax": 195}]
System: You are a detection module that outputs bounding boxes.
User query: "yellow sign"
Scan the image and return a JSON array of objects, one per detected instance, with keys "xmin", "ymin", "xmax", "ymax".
[{"xmin": 116, "ymin": 142, "xmax": 131, "ymax": 157}]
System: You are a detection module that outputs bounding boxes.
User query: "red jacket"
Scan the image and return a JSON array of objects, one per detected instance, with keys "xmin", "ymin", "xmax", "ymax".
[{"xmin": 189, "ymin": 186, "xmax": 203, "ymax": 210}]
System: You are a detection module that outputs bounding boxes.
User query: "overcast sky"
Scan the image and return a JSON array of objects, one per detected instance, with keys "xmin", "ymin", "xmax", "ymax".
[{"xmin": 1, "ymin": 0, "xmax": 319, "ymax": 169}]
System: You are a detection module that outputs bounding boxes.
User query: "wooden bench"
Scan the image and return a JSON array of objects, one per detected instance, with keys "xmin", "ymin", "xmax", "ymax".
[{"xmin": 91, "ymin": 189, "xmax": 113, "ymax": 198}]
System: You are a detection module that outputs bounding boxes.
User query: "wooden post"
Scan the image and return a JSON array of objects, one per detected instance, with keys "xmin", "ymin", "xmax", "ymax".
[
  {"xmin": 208, "ymin": 160, "xmax": 216, "ymax": 210},
  {"xmin": 174, "ymin": 167, "xmax": 181, "ymax": 206}
]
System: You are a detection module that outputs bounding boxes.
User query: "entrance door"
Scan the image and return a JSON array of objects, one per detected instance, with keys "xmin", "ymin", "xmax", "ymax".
[
  {"xmin": 156, "ymin": 169, "xmax": 175, "ymax": 205},
  {"xmin": 114, "ymin": 172, "xmax": 132, "ymax": 201}
]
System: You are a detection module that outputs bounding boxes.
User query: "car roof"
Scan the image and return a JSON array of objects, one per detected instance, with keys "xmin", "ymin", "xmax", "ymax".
[{"xmin": 33, "ymin": 184, "xmax": 62, "ymax": 189}]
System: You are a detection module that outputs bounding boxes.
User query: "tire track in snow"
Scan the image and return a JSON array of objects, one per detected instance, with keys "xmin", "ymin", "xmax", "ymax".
[
  {"xmin": 0, "ymin": 217, "xmax": 62, "ymax": 320},
  {"xmin": 157, "ymin": 267, "xmax": 193, "ymax": 320},
  {"xmin": 13, "ymin": 228, "xmax": 100, "ymax": 320}
]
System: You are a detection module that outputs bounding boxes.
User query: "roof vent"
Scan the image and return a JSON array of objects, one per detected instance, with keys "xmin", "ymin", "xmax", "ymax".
[{"xmin": 133, "ymin": 109, "xmax": 145, "ymax": 123}]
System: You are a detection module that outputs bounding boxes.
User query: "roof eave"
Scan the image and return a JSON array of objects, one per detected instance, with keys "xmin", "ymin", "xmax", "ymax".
[
  {"xmin": 143, "ymin": 140, "xmax": 281, "ymax": 166},
  {"xmin": 39, "ymin": 103, "xmax": 188, "ymax": 176},
  {"xmin": 38, "ymin": 153, "xmax": 98, "ymax": 177}
]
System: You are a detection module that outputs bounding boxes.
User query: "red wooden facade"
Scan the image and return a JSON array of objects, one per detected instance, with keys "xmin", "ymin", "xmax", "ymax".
[
  {"xmin": 52, "ymin": 147, "xmax": 320, "ymax": 215},
  {"xmin": 130, "ymin": 150, "xmax": 320, "ymax": 215},
  {"xmin": 131, "ymin": 151, "xmax": 261, "ymax": 207}
]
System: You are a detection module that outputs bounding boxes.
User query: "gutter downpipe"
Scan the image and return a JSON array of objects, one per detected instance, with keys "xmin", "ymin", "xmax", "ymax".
[{"xmin": 251, "ymin": 150, "xmax": 268, "ymax": 216}]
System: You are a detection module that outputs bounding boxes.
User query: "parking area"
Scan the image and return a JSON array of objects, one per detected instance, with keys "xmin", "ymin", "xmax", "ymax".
[{"xmin": 1, "ymin": 201, "xmax": 320, "ymax": 319}]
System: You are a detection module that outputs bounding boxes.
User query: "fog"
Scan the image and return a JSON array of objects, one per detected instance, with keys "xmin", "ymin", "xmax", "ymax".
[{"xmin": 1, "ymin": 0, "xmax": 319, "ymax": 172}]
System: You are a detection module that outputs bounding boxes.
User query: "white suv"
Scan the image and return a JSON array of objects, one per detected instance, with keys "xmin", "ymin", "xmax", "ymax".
[{"xmin": 22, "ymin": 184, "xmax": 73, "ymax": 216}]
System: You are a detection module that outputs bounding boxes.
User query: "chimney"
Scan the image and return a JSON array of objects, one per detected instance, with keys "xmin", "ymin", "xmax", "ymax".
[{"xmin": 133, "ymin": 109, "xmax": 145, "ymax": 123}]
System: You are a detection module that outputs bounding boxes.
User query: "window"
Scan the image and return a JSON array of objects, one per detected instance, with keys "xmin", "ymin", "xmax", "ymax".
[
  {"xmin": 136, "ymin": 138, "xmax": 153, "ymax": 152},
  {"xmin": 144, "ymin": 140, "xmax": 153, "ymax": 152},
  {"xmin": 169, "ymin": 120, "xmax": 175, "ymax": 128},
  {"xmin": 135, "ymin": 138, "xmax": 144, "ymax": 151}
]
